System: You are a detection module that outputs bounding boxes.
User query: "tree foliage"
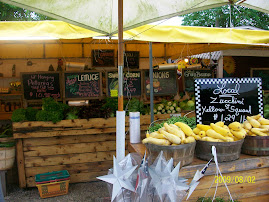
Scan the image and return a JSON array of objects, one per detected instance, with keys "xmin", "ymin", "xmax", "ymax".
[
  {"xmin": 0, "ymin": 2, "xmax": 53, "ymax": 21},
  {"xmin": 182, "ymin": 5, "xmax": 269, "ymax": 30}
]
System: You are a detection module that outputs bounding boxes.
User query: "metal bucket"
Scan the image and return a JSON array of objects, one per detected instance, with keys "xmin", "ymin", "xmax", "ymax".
[
  {"xmin": 241, "ymin": 136, "xmax": 269, "ymax": 156},
  {"xmin": 195, "ymin": 139, "xmax": 244, "ymax": 162},
  {"xmin": 144, "ymin": 141, "xmax": 196, "ymax": 167}
]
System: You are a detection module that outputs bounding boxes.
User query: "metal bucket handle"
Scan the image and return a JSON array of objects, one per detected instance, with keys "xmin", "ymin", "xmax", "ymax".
[{"xmin": 183, "ymin": 110, "xmax": 195, "ymax": 118}]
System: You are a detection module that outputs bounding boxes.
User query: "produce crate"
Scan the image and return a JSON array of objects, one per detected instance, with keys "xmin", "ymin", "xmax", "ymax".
[{"xmin": 35, "ymin": 170, "xmax": 70, "ymax": 198}]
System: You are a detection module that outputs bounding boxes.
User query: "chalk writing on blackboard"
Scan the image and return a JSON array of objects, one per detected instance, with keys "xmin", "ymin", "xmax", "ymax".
[
  {"xmin": 92, "ymin": 50, "xmax": 114, "ymax": 67},
  {"xmin": 107, "ymin": 71, "xmax": 141, "ymax": 96},
  {"xmin": 182, "ymin": 68, "xmax": 212, "ymax": 92},
  {"xmin": 124, "ymin": 51, "xmax": 139, "ymax": 68},
  {"xmin": 145, "ymin": 70, "xmax": 177, "ymax": 95},
  {"xmin": 195, "ymin": 78, "xmax": 263, "ymax": 125},
  {"xmin": 22, "ymin": 73, "xmax": 61, "ymax": 100},
  {"xmin": 65, "ymin": 72, "xmax": 101, "ymax": 98}
]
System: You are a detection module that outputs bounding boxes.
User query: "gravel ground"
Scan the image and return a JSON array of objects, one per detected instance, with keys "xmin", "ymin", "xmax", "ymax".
[{"xmin": 4, "ymin": 181, "xmax": 110, "ymax": 202}]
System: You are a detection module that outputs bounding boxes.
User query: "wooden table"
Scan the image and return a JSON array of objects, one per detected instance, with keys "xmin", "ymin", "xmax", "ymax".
[{"xmin": 128, "ymin": 143, "xmax": 269, "ymax": 202}]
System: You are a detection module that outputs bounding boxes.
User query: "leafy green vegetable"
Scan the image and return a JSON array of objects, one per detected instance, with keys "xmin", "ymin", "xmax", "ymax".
[
  {"xmin": 126, "ymin": 98, "xmax": 145, "ymax": 115},
  {"xmin": 25, "ymin": 107, "xmax": 38, "ymax": 121},
  {"xmin": 36, "ymin": 110, "xmax": 64, "ymax": 123},
  {"xmin": 148, "ymin": 116, "xmax": 196, "ymax": 133},
  {"xmin": 11, "ymin": 108, "xmax": 27, "ymax": 122}
]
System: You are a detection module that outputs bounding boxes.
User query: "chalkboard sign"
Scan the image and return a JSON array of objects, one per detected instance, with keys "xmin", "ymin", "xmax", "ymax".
[
  {"xmin": 124, "ymin": 51, "xmax": 139, "ymax": 69},
  {"xmin": 64, "ymin": 71, "xmax": 102, "ymax": 99},
  {"xmin": 107, "ymin": 70, "xmax": 142, "ymax": 97},
  {"xmin": 251, "ymin": 68, "xmax": 269, "ymax": 91},
  {"xmin": 194, "ymin": 77, "xmax": 263, "ymax": 125},
  {"xmin": 182, "ymin": 68, "xmax": 212, "ymax": 92},
  {"xmin": 145, "ymin": 70, "xmax": 178, "ymax": 95},
  {"xmin": 21, "ymin": 72, "xmax": 61, "ymax": 100},
  {"xmin": 92, "ymin": 49, "xmax": 114, "ymax": 67}
]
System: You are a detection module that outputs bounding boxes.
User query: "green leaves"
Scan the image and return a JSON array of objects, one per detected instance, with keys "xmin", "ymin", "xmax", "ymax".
[
  {"xmin": 182, "ymin": 5, "xmax": 269, "ymax": 30},
  {"xmin": 0, "ymin": 2, "xmax": 53, "ymax": 21}
]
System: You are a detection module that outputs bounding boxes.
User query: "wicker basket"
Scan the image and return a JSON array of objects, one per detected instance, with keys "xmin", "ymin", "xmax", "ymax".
[
  {"xmin": 0, "ymin": 146, "xmax": 15, "ymax": 170},
  {"xmin": 195, "ymin": 139, "xmax": 244, "ymax": 162}
]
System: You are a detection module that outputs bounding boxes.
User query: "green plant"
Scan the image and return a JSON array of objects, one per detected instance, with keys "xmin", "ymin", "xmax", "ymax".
[
  {"xmin": 148, "ymin": 116, "xmax": 196, "ymax": 133},
  {"xmin": 11, "ymin": 108, "xmax": 27, "ymax": 122}
]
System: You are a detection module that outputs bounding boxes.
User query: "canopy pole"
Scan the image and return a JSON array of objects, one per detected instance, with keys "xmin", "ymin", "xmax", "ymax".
[
  {"xmin": 149, "ymin": 42, "xmax": 154, "ymax": 123},
  {"xmin": 116, "ymin": 0, "xmax": 125, "ymax": 162},
  {"xmin": 118, "ymin": 0, "xmax": 124, "ymax": 111}
]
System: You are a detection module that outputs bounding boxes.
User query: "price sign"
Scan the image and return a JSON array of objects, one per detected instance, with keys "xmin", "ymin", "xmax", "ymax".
[
  {"xmin": 64, "ymin": 71, "xmax": 102, "ymax": 99},
  {"xmin": 194, "ymin": 78, "xmax": 263, "ymax": 125},
  {"xmin": 21, "ymin": 72, "xmax": 61, "ymax": 100},
  {"xmin": 145, "ymin": 70, "xmax": 178, "ymax": 95},
  {"xmin": 107, "ymin": 70, "xmax": 142, "ymax": 97}
]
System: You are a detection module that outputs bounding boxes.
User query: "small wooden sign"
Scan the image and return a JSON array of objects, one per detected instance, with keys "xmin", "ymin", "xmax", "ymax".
[
  {"xmin": 64, "ymin": 71, "xmax": 102, "ymax": 99},
  {"xmin": 194, "ymin": 77, "xmax": 263, "ymax": 125},
  {"xmin": 21, "ymin": 72, "xmax": 61, "ymax": 100},
  {"xmin": 92, "ymin": 49, "xmax": 114, "ymax": 67},
  {"xmin": 250, "ymin": 68, "xmax": 269, "ymax": 92}
]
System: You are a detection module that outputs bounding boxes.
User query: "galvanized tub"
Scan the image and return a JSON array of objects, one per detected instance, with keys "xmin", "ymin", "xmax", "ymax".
[
  {"xmin": 144, "ymin": 141, "xmax": 196, "ymax": 167},
  {"xmin": 195, "ymin": 139, "xmax": 244, "ymax": 162},
  {"xmin": 241, "ymin": 136, "xmax": 269, "ymax": 156}
]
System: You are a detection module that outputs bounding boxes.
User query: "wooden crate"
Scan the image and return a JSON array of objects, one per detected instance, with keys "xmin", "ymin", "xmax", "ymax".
[{"xmin": 13, "ymin": 114, "xmax": 170, "ymax": 188}]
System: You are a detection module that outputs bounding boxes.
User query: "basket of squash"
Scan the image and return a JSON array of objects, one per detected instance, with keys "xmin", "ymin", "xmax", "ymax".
[{"xmin": 142, "ymin": 116, "xmax": 197, "ymax": 167}]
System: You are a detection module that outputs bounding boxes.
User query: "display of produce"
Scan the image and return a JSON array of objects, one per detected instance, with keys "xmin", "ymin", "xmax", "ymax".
[
  {"xmin": 153, "ymin": 96, "xmax": 195, "ymax": 115},
  {"xmin": 142, "ymin": 116, "xmax": 196, "ymax": 146},
  {"xmin": 194, "ymin": 121, "xmax": 246, "ymax": 142},
  {"xmin": 242, "ymin": 114, "xmax": 269, "ymax": 136}
]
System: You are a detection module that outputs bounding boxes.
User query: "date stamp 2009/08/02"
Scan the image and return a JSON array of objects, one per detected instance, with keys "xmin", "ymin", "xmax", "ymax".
[{"xmin": 215, "ymin": 176, "xmax": 255, "ymax": 184}]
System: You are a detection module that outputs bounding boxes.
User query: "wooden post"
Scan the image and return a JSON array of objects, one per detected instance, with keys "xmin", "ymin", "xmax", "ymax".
[
  {"xmin": 118, "ymin": 0, "xmax": 124, "ymax": 111},
  {"xmin": 16, "ymin": 139, "xmax": 26, "ymax": 188}
]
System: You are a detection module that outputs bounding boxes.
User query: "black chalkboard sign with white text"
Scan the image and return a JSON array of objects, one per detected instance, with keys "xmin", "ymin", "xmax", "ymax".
[
  {"xmin": 124, "ymin": 51, "xmax": 139, "ymax": 69},
  {"xmin": 182, "ymin": 68, "xmax": 213, "ymax": 92},
  {"xmin": 107, "ymin": 70, "xmax": 142, "ymax": 97},
  {"xmin": 21, "ymin": 72, "xmax": 61, "ymax": 100},
  {"xmin": 145, "ymin": 70, "xmax": 178, "ymax": 96},
  {"xmin": 92, "ymin": 49, "xmax": 114, "ymax": 67},
  {"xmin": 194, "ymin": 77, "xmax": 263, "ymax": 125},
  {"xmin": 64, "ymin": 71, "xmax": 102, "ymax": 99}
]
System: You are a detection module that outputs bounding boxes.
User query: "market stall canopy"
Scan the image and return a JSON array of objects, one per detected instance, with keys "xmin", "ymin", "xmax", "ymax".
[
  {"xmin": 0, "ymin": 21, "xmax": 102, "ymax": 40},
  {"xmin": 123, "ymin": 25, "xmax": 269, "ymax": 44},
  {"xmin": 1, "ymin": 21, "xmax": 269, "ymax": 46},
  {"xmin": 2, "ymin": 0, "xmax": 269, "ymax": 36}
]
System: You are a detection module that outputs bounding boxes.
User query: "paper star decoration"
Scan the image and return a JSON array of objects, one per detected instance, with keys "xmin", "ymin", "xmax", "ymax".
[
  {"xmin": 148, "ymin": 151, "xmax": 189, "ymax": 202},
  {"xmin": 97, "ymin": 156, "xmax": 138, "ymax": 201}
]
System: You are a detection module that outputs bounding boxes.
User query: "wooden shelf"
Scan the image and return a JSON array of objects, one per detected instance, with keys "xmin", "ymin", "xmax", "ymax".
[
  {"xmin": 0, "ymin": 93, "xmax": 22, "ymax": 96},
  {"xmin": 0, "ymin": 77, "xmax": 20, "ymax": 79},
  {"xmin": 0, "ymin": 112, "xmax": 13, "ymax": 120}
]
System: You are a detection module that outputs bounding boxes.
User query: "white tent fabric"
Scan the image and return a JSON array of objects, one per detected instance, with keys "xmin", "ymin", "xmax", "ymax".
[{"xmin": 3, "ymin": 0, "xmax": 268, "ymax": 36}]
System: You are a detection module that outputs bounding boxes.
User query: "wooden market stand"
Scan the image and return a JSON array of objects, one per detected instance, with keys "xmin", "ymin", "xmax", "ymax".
[
  {"xmin": 12, "ymin": 114, "xmax": 170, "ymax": 188},
  {"xmin": 129, "ymin": 143, "xmax": 269, "ymax": 202}
]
